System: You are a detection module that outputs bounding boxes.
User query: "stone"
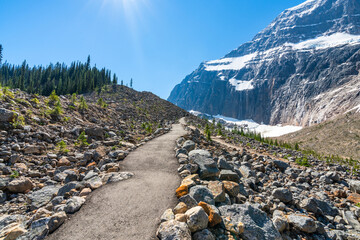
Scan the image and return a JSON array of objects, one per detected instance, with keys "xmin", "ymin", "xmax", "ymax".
[
  {"xmin": 173, "ymin": 202, "xmax": 188, "ymax": 214},
  {"xmin": 0, "ymin": 215, "xmax": 27, "ymax": 233},
  {"xmin": 272, "ymin": 160, "xmax": 290, "ymax": 172},
  {"xmin": 33, "ymin": 208, "xmax": 52, "ymax": 221},
  {"xmin": 239, "ymin": 165, "xmax": 254, "ymax": 178},
  {"xmin": 64, "ymin": 196, "xmax": 85, "ymax": 214},
  {"xmin": 193, "ymin": 229, "xmax": 215, "ymax": 240},
  {"xmin": 198, "ymin": 202, "xmax": 222, "ymax": 227},
  {"xmin": 85, "ymin": 127, "xmax": 104, "ymax": 139},
  {"xmin": 181, "ymin": 174, "xmax": 199, "ymax": 188},
  {"xmin": 161, "ymin": 209, "xmax": 175, "ymax": 222},
  {"xmin": 79, "ymin": 188, "xmax": 92, "ymax": 197},
  {"xmin": 347, "ymin": 193, "xmax": 360, "ymax": 204},
  {"xmin": 207, "ymin": 181, "xmax": 226, "ymax": 202},
  {"xmin": 176, "ymin": 185, "xmax": 188, "ymax": 198},
  {"xmin": 23, "ymin": 145, "xmax": 44, "ymax": 155},
  {"xmin": 28, "ymin": 185, "xmax": 61, "ymax": 210},
  {"xmin": 0, "ymin": 190, "xmax": 6, "ymax": 204},
  {"xmin": 349, "ymin": 180, "xmax": 360, "ymax": 194},
  {"xmin": 48, "ymin": 211, "xmax": 67, "ymax": 233},
  {"xmin": 300, "ymin": 198, "xmax": 318, "ymax": 213},
  {"xmin": 7, "ymin": 177, "xmax": 34, "ymax": 193},
  {"xmin": 64, "ymin": 170, "xmax": 78, "ymax": 183},
  {"xmin": 0, "ymin": 225, "xmax": 27, "ymax": 240},
  {"xmin": 219, "ymin": 170, "xmax": 240, "ymax": 182},
  {"xmin": 219, "ymin": 204, "xmax": 281, "ymax": 240},
  {"xmin": 189, "ymin": 185, "xmax": 215, "ymax": 205},
  {"xmin": 175, "ymin": 214, "xmax": 187, "ymax": 222},
  {"xmin": 0, "ymin": 108, "xmax": 18, "ymax": 122},
  {"xmin": 156, "ymin": 220, "xmax": 191, "ymax": 240},
  {"xmin": 191, "ymin": 154, "xmax": 219, "ymax": 179},
  {"xmin": 314, "ymin": 198, "xmax": 338, "ymax": 217},
  {"xmin": 179, "ymin": 194, "xmax": 198, "ymax": 209},
  {"xmin": 342, "ymin": 210, "xmax": 360, "ymax": 231},
  {"xmin": 57, "ymin": 182, "xmax": 80, "ymax": 196},
  {"xmin": 217, "ymin": 157, "xmax": 233, "ymax": 170},
  {"xmin": 272, "ymin": 188, "xmax": 292, "ymax": 203},
  {"xmin": 189, "ymin": 150, "xmax": 211, "ymax": 158},
  {"xmin": 57, "ymin": 157, "xmax": 71, "ymax": 167},
  {"xmin": 85, "ymin": 176, "xmax": 103, "ymax": 190},
  {"xmin": 272, "ymin": 216, "xmax": 288, "ymax": 232},
  {"xmin": 17, "ymin": 217, "xmax": 49, "ymax": 240},
  {"xmin": 182, "ymin": 140, "xmax": 196, "ymax": 152},
  {"xmin": 185, "ymin": 206, "xmax": 209, "ymax": 232},
  {"xmin": 102, "ymin": 172, "xmax": 134, "ymax": 184},
  {"xmin": 222, "ymin": 181, "xmax": 240, "ymax": 197},
  {"xmin": 287, "ymin": 214, "xmax": 316, "ymax": 233},
  {"xmin": 0, "ymin": 177, "xmax": 10, "ymax": 191}
]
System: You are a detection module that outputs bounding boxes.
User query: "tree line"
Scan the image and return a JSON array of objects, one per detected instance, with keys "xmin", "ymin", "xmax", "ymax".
[{"xmin": 0, "ymin": 52, "xmax": 118, "ymax": 96}]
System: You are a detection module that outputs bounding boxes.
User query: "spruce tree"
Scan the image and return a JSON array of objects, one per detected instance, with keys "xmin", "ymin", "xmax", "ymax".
[
  {"xmin": 0, "ymin": 45, "xmax": 3, "ymax": 64},
  {"xmin": 130, "ymin": 78, "xmax": 133, "ymax": 88}
]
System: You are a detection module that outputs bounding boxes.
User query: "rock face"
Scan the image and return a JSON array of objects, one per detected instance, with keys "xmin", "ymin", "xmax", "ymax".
[{"xmin": 168, "ymin": 0, "xmax": 360, "ymax": 126}]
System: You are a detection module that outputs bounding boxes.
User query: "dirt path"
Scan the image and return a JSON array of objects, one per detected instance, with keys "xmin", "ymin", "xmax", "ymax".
[{"xmin": 47, "ymin": 122, "xmax": 187, "ymax": 240}]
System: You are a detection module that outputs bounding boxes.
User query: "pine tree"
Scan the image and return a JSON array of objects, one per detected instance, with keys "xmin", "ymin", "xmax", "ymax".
[
  {"xmin": 0, "ymin": 45, "xmax": 3, "ymax": 64},
  {"xmin": 130, "ymin": 78, "xmax": 133, "ymax": 88},
  {"xmin": 86, "ymin": 55, "xmax": 91, "ymax": 70},
  {"xmin": 112, "ymin": 73, "xmax": 117, "ymax": 85}
]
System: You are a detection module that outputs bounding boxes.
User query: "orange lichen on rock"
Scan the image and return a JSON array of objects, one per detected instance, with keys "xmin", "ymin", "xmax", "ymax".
[
  {"xmin": 198, "ymin": 201, "xmax": 222, "ymax": 227},
  {"xmin": 176, "ymin": 185, "xmax": 188, "ymax": 198},
  {"xmin": 86, "ymin": 162, "xmax": 96, "ymax": 168},
  {"xmin": 347, "ymin": 193, "xmax": 360, "ymax": 204}
]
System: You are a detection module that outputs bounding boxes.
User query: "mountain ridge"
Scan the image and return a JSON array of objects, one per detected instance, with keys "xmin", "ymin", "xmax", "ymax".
[{"xmin": 168, "ymin": 0, "xmax": 360, "ymax": 126}]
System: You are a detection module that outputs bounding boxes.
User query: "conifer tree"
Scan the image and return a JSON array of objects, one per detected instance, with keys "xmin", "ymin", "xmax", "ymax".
[
  {"xmin": 0, "ymin": 45, "xmax": 3, "ymax": 64},
  {"xmin": 130, "ymin": 78, "xmax": 133, "ymax": 88}
]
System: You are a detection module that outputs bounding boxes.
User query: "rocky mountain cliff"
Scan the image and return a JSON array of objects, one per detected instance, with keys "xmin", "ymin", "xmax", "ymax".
[{"xmin": 168, "ymin": 0, "xmax": 360, "ymax": 126}]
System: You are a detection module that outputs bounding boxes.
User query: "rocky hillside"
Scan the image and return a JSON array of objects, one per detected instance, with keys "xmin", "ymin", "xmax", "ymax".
[
  {"xmin": 278, "ymin": 109, "xmax": 360, "ymax": 160},
  {"xmin": 0, "ymin": 85, "xmax": 188, "ymax": 239},
  {"xmin": 168, "ymin": 0, "xmax": 360, "ymax": 126},
  {"xmin": 156, "ymin": 119, "xmax": 360, "ymax": 239}
]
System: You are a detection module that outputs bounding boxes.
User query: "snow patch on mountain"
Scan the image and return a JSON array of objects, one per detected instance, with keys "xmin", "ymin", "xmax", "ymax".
[
  {"xmin": 229, "ymin": 79, "xmax": 254, "ymax": 91},
  {"xmin": 205, "ymin": 52, "xmax": 257, "ymax": 71},
  {"xmin": 286, "ymin": 0, "xmax": 318, "ymax": 12},
  {"xmin": 204, "ymin": 33, "xmax": 360, "ymax": 72},
  {"xmin": 189, "ymin": 110, "xmax": 302, "ymax": 137},
  {"xmin": 288, "ymin": 33, "xmax": 360, "ymax": 50}
]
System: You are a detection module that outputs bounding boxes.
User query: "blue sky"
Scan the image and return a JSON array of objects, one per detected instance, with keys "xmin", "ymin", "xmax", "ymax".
[{"xmin": 0, "ymin": 0, "xmax": 305, "ymax": 99}]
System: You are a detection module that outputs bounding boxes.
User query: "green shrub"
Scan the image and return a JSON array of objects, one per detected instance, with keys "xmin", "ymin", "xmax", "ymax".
[
  {"xmin": 12, "ymin": 115, "xmax": 25, "ymax": 128},
  {"xmin": 57, "ymin": 140, "xmax": 69, "ymax": 153},
  {"xmin": 79, "ymin": 96, "xmax": 88, "ymax": 111},
  {"xmin": 47, "ymin": 100, "xmax": 63, "ymax": 119},
  {"xmin": 75, "ymin": 131, "xmax": 89, "ymax": 146},
  {"xmin": 295, "ymin": 157, "xmax": 311, "ymax": 167},
  {"xmin": 10, "ymin": 170, "xmax": 19, "ymax": 178},
  {"xmin": 97, "ymin": 97, "xmax": 108, "ymax": 108},
  {"xmin": 70, "ymin": 93, "xmax": 77, "ymax": 105},
  {"xmin": 48, "ymin": 90, "xmax": 59, "ymax": 105}
]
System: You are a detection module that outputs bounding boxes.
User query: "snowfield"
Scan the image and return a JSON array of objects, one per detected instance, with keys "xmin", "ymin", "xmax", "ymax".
[
  {"xmin": 189, "ymin": 111, "xmax": 302, "ymax": 138},
  {"xmin": 203, "ymin": 33, "xmax": 360, "ymax": 74}
]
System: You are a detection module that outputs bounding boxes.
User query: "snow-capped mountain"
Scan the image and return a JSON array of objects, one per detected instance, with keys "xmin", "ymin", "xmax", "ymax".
[{"xmin": 168, "ymin": 0, "xmax": 360, "ymax": 126}]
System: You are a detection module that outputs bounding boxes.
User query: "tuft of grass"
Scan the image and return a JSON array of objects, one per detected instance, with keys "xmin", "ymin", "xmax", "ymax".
[{"xmin": 10, "ymin": 170, "xmax": 20, "ymax": 178}]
